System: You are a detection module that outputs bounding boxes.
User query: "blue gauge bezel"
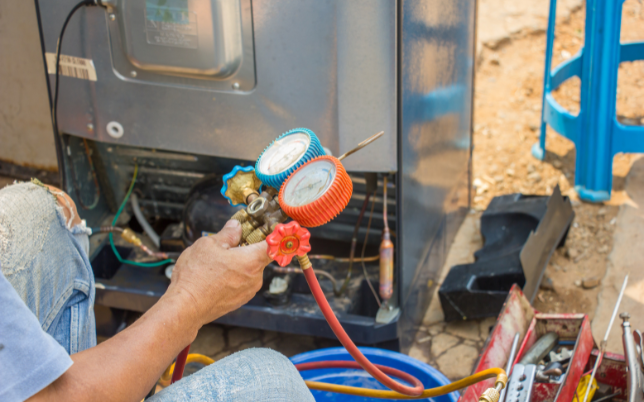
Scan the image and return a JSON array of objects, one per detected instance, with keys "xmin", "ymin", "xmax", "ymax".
[{"xmin": 255, "ymin": 128, "xmax": 325, "ymax": 189}]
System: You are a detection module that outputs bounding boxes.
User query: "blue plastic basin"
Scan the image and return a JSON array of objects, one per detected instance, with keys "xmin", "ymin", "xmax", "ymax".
[{"xmin": 290, "ymin": 347, "xmax": 459, "ymax": 402}]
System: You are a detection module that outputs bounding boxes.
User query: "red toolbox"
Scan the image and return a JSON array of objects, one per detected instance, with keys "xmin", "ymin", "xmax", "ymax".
[{"xmin": 460, "ymin": 285, "xmax": 595, "ymax": 402}]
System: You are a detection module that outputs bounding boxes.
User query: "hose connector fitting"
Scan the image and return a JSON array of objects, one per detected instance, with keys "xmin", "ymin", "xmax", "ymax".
[
  {"xmin": 495, "ymin": 372, "xmax": 508, "ymax": 390},
  {"xmin": 231, "ymin": 209, "xmax": 250, "ymax": 224},
  {"xmin": 121, "ymin": 228, "xmax": 142, "ymax": 246},
  {"xmin": 479, "ymin": 387, "xmax": 500, "ymax": 402},
  {"xmin": 479, "ymin": 372, "xmax": 507, "ymax": 402},
  {"xmin": 297, "ymin": 254, "xmax": 312, "ymax": 270},
  {"xmin": 246, "ymin": 227, "xmax": 267, "ymax": 245}
]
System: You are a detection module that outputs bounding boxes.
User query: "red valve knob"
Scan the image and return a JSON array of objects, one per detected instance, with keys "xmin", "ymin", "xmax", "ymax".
[{"xmin": 266, "ymin": 221, "xmax": 312, "ymax": 267}]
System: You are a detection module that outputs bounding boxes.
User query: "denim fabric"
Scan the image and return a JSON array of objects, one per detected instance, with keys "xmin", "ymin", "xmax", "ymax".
[
  {"xmin": 0, "ymin": 269, "xmax": 74, "ymax": 402},
  {"xmin": 149, "ymin": 348, "xmax": 315, "ymax": 402},
  {"xmin": 0, "ymin": 182, "xmax": 96, "ymax": 355}
]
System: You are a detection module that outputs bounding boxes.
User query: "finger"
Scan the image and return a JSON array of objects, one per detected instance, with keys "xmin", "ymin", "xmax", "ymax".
[
  {"xmin": 231, "ymin": 240, "xmax": 273, "ymax": 269},
  {"xmin": 208, "ymin": 220, "xmax": 242, "ymax": 248}
]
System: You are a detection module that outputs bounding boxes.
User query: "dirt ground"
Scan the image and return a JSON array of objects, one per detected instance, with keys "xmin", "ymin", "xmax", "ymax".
[{"xmin": 472, "ymin": 0, "xmax": 644, "ymax": 318}]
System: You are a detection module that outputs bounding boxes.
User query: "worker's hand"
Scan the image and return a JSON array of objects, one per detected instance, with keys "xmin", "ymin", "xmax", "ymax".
[{"xmin": 166, "ymin": 220, "xmax": 272, "ymax": 327}]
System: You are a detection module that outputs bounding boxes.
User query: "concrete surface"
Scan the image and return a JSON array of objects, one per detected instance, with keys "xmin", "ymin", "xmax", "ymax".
[
  {"xmin": 422, "ymin": 213, "xmax": 482, "ymax": 325},
  {"xmin": 404, "ymin": 213, "xmax": 496, "ymax": 380},
  {"xmin": 593, "ymin": 157, "xmax": 644, "ymax": 353},
  {"xmin": 0, "ymin": 1, "xmax": 57, "ymax": 169}
]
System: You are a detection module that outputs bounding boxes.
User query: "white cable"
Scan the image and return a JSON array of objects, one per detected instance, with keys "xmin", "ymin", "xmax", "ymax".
[{"xmin": 130, "ymin": 193, "xmax": 160, "ymax": 248}]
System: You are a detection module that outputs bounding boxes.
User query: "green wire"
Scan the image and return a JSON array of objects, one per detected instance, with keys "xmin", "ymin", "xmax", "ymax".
[{"xmin": 109, "ymin": 164, "xmax": 173, "ymax": 268}]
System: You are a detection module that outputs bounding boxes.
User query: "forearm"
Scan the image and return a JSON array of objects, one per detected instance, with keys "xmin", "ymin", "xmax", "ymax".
[{"xmin": 30, "ymin": 291, "xmax": 201, "ymax": 402}]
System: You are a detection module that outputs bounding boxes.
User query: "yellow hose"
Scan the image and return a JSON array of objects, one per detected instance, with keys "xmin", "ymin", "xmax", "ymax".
[
  {"xmin": 304, "ymin": 368, "xmax": 506, "ymax": 400},
  {"xmin": 160, "ymin": 354, "xmax": 505, "ymax": 400},
  {"xmin": 159, "ymin": 354, "xmax": 215, "ymax": 387}
]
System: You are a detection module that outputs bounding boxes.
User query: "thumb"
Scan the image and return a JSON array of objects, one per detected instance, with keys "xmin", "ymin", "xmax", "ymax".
[{"xmin": 210, "ymin": 220, "xmax": 242, "ymax": 248}]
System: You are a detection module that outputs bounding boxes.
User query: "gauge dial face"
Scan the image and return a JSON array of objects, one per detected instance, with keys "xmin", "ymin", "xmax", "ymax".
[
  {"xmin": 282, "ymin": 159, "xmax": 337, "ymax": 207},
  {"xmin": 258, "ymin": 132, "xmax": 311, "ymax": 175}
]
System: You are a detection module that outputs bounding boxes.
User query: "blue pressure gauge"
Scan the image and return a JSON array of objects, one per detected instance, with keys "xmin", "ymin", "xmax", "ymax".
[{"xmin": 254, "ymin": 128, "xmax": 325, "ymax": 189}]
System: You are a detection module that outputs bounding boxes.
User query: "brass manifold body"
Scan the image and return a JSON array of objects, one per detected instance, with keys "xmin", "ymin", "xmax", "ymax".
[{"xmin": 230, "ymin": 187, "xmax": 287, "ymax": 246}]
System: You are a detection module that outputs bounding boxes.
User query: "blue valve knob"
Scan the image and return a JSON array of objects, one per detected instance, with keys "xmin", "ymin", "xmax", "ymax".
[{"xmin": 221, "ymin": 165, "xmax": 262, "ymax": 207}]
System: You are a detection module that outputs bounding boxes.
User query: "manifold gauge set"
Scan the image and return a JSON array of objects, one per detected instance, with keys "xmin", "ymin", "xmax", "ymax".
[{"xmin": 220, "ymin": 127, "xmax": 365, "ymax": 262}]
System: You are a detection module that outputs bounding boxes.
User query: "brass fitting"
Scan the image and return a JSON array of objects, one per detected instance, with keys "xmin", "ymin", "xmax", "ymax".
[
  {"xmin": 121, "ymin": 228, "xmax": 142, "ymax": 246},
  {"xmin": 265, "ymin": 186, "xmax": 279, "ymax": 198},
  {"xmin": 246, "ymin": 228, "xmax": 267, "ymax": 245},
  {"xmin": 495, "ymin": 373, "xmax": 508, "ymax": 390},
  {"xmin": 241, "ymin": 221, "xmax": 256, "ymax": 241},
  {"xmin": 231, "ymin": 209, "xmax": 250, "ymax": 224},
  {"xmin": 223, "ymin": 169, "xmax": 262, "ymax": 206},
  {"xmin": 247, "ymin": 197, "xmax": 269, "ymax": 218},
  {"xmin": 479, "ymin": 387, "xmax": 500, "ymax": 402},
  {"xmin": 297, "ymin": 254, "xmax": 312, "ymax": 270}
]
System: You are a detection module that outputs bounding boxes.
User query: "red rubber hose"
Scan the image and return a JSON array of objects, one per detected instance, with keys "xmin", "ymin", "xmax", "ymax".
[
  {"xmin": 169, "ymin": 268, "xmax": 426, "ymax": 397},
  {"xmin": 302, "ymin": 267, "xmax": 424, "ymax": 397},
  {"xmin": 295, "ymin": 361, "xmax": 423, "ymax": 389},
  {"xmin": 171, "ymin": 345, "xmax": 191, "ymax": 384}
]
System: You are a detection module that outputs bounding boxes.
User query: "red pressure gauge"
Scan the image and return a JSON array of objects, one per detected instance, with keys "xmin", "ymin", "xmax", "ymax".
[{"xmin": 278, "ymin": 155, "xmax": 353, "ymax": 227}]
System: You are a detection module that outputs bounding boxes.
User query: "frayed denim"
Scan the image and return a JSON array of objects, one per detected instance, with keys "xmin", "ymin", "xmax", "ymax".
[{"xmin": 0, "ymin": 182, "xmax": 95, "ymax": 354}]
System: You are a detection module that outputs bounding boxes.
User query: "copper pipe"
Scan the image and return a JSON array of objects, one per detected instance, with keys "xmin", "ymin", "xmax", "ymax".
[
  {"xmin": 271, "ymin": 265, "xmax": 338, "ymax": 290},
  {"xmin": 92, "ymin": 226, "xmax": 124, "ymax": 234},
  {"xmin": 361, "ymin": 190, "xmax": 381, "ymax": 307},
  {"xmin": 139, "ymin": 244, "xmax": 170, "ymax": 260},
  {"xmin": 379, "ymin": 176, "xmax": 394, "ymax": 303},
  {"xmin": 308, "ymin": 254, "xmax": 380, "ymax": 263}
]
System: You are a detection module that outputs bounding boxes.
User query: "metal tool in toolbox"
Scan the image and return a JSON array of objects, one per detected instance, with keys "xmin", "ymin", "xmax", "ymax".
[
  {"xmin": 505, "ymin": 364, "xmax": 538, "ymax": 402},
  {"xmin": 499, "ymin": 333, "xmax": 521, "ymax": 402},
  {"xmin": 462, "ymin": 280, "xmax": 644, "ymax": 402},
  {"xmin": 460, "ymin": 285, "xmax": 595, "ymax": 402},
  {"xmin": 582, "ymin": 276, "xmax": 629, "ymax": 402},
  {"xmin": 621, "ymin": 312, "xmax": 644, "ymax": 402}
]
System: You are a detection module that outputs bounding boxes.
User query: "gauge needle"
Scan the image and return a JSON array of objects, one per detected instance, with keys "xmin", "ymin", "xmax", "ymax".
[{"xmin": 301, "ymin": 180, "xmax": 323, "ymax": 191}]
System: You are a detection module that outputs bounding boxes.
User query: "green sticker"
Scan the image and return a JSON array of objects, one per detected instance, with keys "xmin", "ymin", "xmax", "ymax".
[{"xmin": 146, "ymin": 0, "xmax": 189, "ymax": 24}]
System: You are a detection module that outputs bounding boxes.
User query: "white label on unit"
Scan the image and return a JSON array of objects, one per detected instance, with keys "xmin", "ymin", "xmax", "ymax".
[{"xmin": 45, "ymin": 53, "xmax": 97, "ymax": 81}]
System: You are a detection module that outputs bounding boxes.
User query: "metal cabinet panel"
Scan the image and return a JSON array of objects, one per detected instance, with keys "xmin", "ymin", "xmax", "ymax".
[
  {"xmin": 397, "ymin": 0, "xmax": 475, "ymax": 343},
  {"xmin": 37, "ymin": 0, "xmax": 397, "ymax": 172}
]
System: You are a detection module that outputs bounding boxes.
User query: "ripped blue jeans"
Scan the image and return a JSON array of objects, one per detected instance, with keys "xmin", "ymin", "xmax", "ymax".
[{"xmin": 0, "ymin": 182, "xmax": 313, "ymax": 402}]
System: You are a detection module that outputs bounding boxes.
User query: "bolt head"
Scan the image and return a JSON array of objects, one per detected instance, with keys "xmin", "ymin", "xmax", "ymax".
[
  {"xmin": 86, "ymin": 123, "xmax": 94, "ymax": 133},
  {"xmin": 232, "ymin": 82, "xmax": 240, "ymax": 90},
  {"xmin": 109, "ymin": 14, "xmax": 115, "ymax": 21},
  {"xmin": 130, "ymin": 71, "xmax": 137, "ymax": 78}
]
